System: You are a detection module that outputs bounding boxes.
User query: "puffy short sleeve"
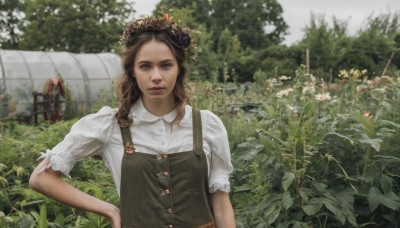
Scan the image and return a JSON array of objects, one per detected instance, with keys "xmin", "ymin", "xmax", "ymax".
[
  {"xmin": 38, "ymin": 106, "xmax": 117, "ymax": 177},
  {"xmin": 203, "ymin": 110, "xmax": 233, "ymax": 193}
]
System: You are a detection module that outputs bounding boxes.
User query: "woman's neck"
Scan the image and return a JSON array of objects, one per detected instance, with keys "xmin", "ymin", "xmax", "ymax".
[{"xmin": 141, "ymin": 97, "xmax": 176, "ymax": 117}]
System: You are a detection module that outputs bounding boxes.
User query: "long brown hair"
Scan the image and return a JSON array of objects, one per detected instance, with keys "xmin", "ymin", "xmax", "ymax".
[{"xmin": 115, "ymin": 31, "xmax": 190, "ymax": 127}]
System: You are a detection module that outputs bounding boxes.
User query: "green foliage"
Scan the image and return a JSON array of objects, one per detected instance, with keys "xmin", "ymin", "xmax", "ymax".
[
  {"xmin": 0, "ymin": 0, "xmax": 25, "ymax": 49},
  {"xmin": 230, "ymin": 69, "xmax": 400, "ymax": 227},
  {"xmin": 2, "ymin": 1, "xmax": 399, "ymax": 82},
  {"xmin": 0, "ymin": 120, "xmax": 117, "ymax": 227},
  {"xmin": 1, "ymin": 66, "xmax": 400, "ymax": 227},
  {"xmin": 19, "ymin": 0, "xmax": 134, "ymax": 52},
  {"xmin": 157, "ymin": 0, "xmax": 288, "ymax": 49}
]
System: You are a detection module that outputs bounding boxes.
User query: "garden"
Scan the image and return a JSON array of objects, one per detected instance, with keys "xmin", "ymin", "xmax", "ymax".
[
  {"xmin": 1, "ymin": 66, "xmax": 399, "ymax": 227},
  {"xmin": 1, "ymin": 0, "xmax": 400, "ymax": 227}
]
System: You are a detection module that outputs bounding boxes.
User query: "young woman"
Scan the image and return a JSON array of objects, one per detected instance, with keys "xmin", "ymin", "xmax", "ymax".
[{"xmin": 29, "ymin": 11, "xmax": 235, "ymax": 228}]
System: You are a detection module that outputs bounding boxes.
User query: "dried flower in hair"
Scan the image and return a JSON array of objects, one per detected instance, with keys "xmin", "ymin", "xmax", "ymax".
[{"xmin": 120, "ymin": 6, "xmax": 200, "ymax": 63}]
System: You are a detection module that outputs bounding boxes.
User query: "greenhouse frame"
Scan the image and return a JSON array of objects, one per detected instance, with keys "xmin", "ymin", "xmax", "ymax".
[{"xmin": 0, "ymin": 50, "xmax": 122, "ymax": 120}]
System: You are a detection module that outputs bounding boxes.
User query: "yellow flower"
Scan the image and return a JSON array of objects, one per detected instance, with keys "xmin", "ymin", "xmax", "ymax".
[{"xmin": 338, "ymin": 70, "xmax": 349, "ymax": 79}]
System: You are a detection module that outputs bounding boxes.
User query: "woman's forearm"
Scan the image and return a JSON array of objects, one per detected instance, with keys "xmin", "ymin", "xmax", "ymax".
[
  {"xmin": 29, "ymin": 158, "xmax": 120, "ymax": 223},
  {"xmin": 211, "ymin": 191, "xmax": 235, "ymax": 228}
]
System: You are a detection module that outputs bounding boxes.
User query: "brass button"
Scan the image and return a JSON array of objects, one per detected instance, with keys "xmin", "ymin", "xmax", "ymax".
[
  {"xmin": 167, "ymin": 208, "xmax": 173, "ymax": 214},
  {"xmin": 161, "ymin": 189, "xmax": 171, "ymax": 196},
  {"xmin": 125, "ymin": 143, "xmax": 135, "ymax": 154}
]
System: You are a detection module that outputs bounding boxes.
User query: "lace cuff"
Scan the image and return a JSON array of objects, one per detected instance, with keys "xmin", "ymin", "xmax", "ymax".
[
  {"xmin": 37, "ymin": 149, "xmax": 76, "ymax": 178},
  {"xmin": 209, "ymin": 181, "xmax": 231, "ymax": 193}
]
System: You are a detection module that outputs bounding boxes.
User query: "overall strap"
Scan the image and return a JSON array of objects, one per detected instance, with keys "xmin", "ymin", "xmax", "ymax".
[
  {"xmin": 192, "ymin": 108, "xmax": 203, "ymax": 156},
  {"xmin": 120, "ymin": 126, "xmax": 135, "ymax": 154}
]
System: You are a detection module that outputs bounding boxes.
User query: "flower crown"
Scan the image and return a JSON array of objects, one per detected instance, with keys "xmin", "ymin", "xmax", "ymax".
[{"xmin": 120, "ymin": 8, "xmax": 200, "ymax": 63}]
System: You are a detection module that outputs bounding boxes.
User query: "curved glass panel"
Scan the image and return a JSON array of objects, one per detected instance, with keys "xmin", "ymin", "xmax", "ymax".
[
  {"xmin": 75, "ymin": 54, "xmax": 110, "ymax": 79},
  {"xmin": 1, "ymin": 50, "xmax": 30, "ymax": 80},
  {"xmin": 0, "ymin": 50, "xmax": 122, "ymax": 119},
  {"xmin": 97, "ymin": 53, "xmax": 123, "ymax": 79},
  {"xmin": 20, "ymin": 51, "xmax": 58, "ymax": 81}
]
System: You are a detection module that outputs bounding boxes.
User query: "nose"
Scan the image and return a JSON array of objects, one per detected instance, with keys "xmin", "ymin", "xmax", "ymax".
[{"xmin": 150, "ymin": 67, "xmax": 162, "ymax": 83}]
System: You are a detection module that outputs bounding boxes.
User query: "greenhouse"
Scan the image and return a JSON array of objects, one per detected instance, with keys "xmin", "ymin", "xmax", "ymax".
[{"xmin": 0, "ymin": 50, "xmax": 122, "ymax": 121}]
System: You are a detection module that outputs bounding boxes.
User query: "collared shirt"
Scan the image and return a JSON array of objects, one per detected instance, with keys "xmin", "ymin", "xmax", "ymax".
[{"xmin": 40, "ymin": 99, "xmax": 233, "ymax": 195}]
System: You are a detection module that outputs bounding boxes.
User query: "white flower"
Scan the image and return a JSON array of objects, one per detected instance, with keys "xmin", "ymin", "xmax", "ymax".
[
  {"xmin": 286, "ymin": 104, "xmax": 299, "ymax": 113},
  {"xmin": 276, "ymin": 88, "xmax": 294, "ymax": 98},
  {"xmin": 302, "ymin": 83, "xmax": 315, "ymax": 94},
  {"xmin": 310, "ymin": 74, "xmax": 316, "ymax": 83},
  {"xmin": 279, "ymin": 75, "xmax": 291, "ymax": 81},
  {"xmin": 315, "ymin": 92, "xmax": 332, "ymax": 101}
]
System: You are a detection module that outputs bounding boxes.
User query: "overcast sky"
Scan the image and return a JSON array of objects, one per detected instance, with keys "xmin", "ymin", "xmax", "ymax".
[{"xmin": 133, "ymin": 0, "xmax": 400, "ymax": 45}]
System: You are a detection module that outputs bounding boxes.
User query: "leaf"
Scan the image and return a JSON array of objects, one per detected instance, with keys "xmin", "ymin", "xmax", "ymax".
[
  {"xmin": 379, "ymin": 174, "xmax": 393, "ymax": 194},
  {"xmin": 237, "ymin": 138, "xmax": 265, "ymax": 161},
  {"xmin": 313, "ymin": 182, "xmax": 327, "ymax": 194},
  {"xmin": 380, "ymin": 191, "xmax": 400, "ymax": 211},
  {"xmin": 345, "ymin": 209, "xmax": 358, "ymax": 227},
  {"xmin": 264, "ymin": 202, "xmax": 281, "ymax": 225},
  {"xmin": 39, "ymin": 204, "xmax": 48, "ymax": 228},
  {"xmin": 264, "ymin": 202, "xmax": 278, "ymax": 218},
  {"xmin": 374, "ymin": 155, "xmax": 400, "ymax": 163},
  {"xmin": 317, "ymin": 115, "xmax": 332, "ymax": 124},
  {"xmin": 327, "ymin": 132, "xmax": 354, "ymax": 145},
  {"xmin": 335, "ymin": 188, "xmax": 355, "ymax": 210},
  {"xmin": 367, "ymin": 187, "xmax": 400, "ymax": 212},
  {"xmin": 301, "ymin": 198, "xmax": 322, "ymax": 216},
  {"xmin": 321, "ymin": 198, "xmax": 346, "ymax": 225},
  {"xmin": 292, "ymin": 221, "xmax": 310, "ymax": 228},
  {"xmin": 266, "ymin": 209, "xmax": 280, "ymax": 225},
  {"xmin": 299, "ymin": 188, "xmax": 310, "ymax": 203},
  {"xmin": 282, "ymin": 172, "xmax": 295, "ymax": 191},
  {"xmin": 54, "ymin": 214, "xmax": 65, "ymax": 226},
  {"xmin": 358, "ymin": 135, "xmax": 382, "ymax": 152},
  {"xmin": 380, "ymin": 120, "xmax": 400, "ymax": 129},
  {"xmin": 381, "ymin": 100, "xmax": 392, "ymax": 111},
  {"xmin": 282, "ymin": 191, "xmax": 293, "ymax": 210},
  {"xmin": 233, "ymin": 185, "xmax": 252, "ymax": 192}
]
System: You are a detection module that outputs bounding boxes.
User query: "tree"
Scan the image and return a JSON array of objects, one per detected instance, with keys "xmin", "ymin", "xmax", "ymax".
[
  {"xmin": 214, "ymin": 0, "xmax": 288, "ymax": 49},
  {"xmin": 294, "ymin": 14, "xmax": 351, "ymax": 80},
  {"xmin": 0, "ymin": 0, "xmax": 26, "ymax": 49},
  {"xmin": 217, "ymin": 28, "xmax": 242, "ymax": 62},
  {"xmin": 156, "ymin": 0, "xmax": 288, "ymax": 50},
  {"xmin": 20, "ymin": 0, "xmax": 134, "ymax": 53},
  {"xmin": 336, "ymin": 12, "xmax": 399, "ymax": 76}
]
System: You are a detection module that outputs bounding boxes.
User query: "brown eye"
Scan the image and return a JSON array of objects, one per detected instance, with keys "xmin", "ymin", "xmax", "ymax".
[
  {"xmin": 140, "ymin": 64, "xmax": 151, "ymax": 70},
  {"xmin": 162, "ymin": 63, "xmax": 173, "ymax": 69}
]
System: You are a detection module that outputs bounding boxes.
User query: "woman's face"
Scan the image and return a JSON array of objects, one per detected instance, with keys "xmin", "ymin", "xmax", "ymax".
[{"xmin": 133, "ymin": 39, "xmax": 179, "ymax": 106}]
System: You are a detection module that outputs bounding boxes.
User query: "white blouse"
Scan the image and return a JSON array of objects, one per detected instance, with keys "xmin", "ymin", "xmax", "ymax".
[{"xmin": 39, "ymin": 99, "xmax": 233, "ymax": 196}]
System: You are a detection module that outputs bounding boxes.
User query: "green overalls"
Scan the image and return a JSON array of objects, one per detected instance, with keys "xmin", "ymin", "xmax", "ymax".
[{"xmin": 119, "ymin": 109, "xmax": 215, "ymax": 228}]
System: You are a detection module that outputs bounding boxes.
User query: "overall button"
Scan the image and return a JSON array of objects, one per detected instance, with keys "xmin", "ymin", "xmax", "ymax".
[
  {"xmin": 157, "ymin": 153, "xmax": 168, "ymax": 160},
  {"xmin": 167, "ymin": 208, "xmax": 173, "ymax": 214},
  {"xmin": 162, "ymin": 171, "xmax": 168, "ymax": 176},
  {"xmin": 161, "ymin": 189, "xmax": 171, "ymax": 196},
  {"xmin": 168, "ymin": 225, "xmax": 173, "ymax": 228}
]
